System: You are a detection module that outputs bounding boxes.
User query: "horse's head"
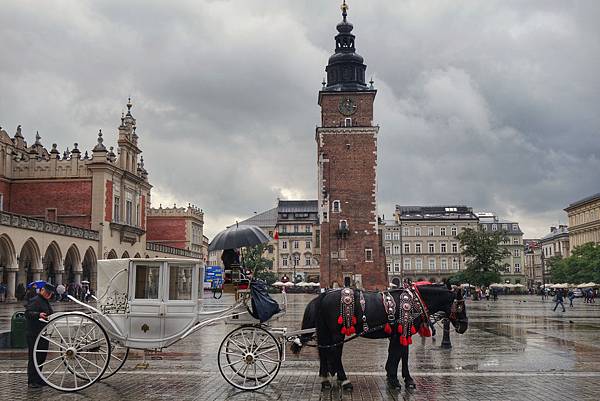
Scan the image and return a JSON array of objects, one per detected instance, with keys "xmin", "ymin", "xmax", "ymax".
[{"xmin": 417, "ymin": 284, "xmax": 468, "ymax": 334}]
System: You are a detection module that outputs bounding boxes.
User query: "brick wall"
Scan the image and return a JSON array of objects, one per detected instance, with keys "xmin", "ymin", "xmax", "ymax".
[
  {"xmin": 146, "ymin": 216, "xmax": 188, "ymax": 249},
  {"xmin": 0, "ymin": 179, "xmax": 10, "ymax": 209},
  {"xmin": 9, "ymin": 179, "xmax": 93, "ymax": 228},
  {"xmin": 105, "ymin": 180, "xmax": 113, "ymax": 222},
  {"xmin": 320, "ymin": 92, "xmax": 376, "ymax": 127}
]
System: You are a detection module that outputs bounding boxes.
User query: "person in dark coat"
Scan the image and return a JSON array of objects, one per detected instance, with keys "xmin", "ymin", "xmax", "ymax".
[
  {"xmin": 25, "ymin": 283, "xmax": 55, "ymax": 388},
  {"xmin": 553, "ymin": 289, "xmax": 565, "ymax": 312}
]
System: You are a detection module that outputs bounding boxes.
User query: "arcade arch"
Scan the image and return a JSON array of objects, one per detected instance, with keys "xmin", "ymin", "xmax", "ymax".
[
  {"xmin": 82, "ymin": 247, "xmax": 97, "ymax": 291},
  {"xmin": 43, "ymin": 241, "xmax": 62, "ymax": 285},
  {"xmin": 107, "ymin": 249, "xmax": 118, "ymax": 259},
  {"xmin": 121, "ymin": 251, "xmax": 130, "ymax": 258},
  {"xmin": 0, "ymin": 235, "xmax": 17, "ymax": 299},
  {"xmin": 64, "ymin": 244, "xmax": 82, "ymax": 285},
  {"xmin": 18, "ymin": 238, "xmax": 42, "ymax": 287}
]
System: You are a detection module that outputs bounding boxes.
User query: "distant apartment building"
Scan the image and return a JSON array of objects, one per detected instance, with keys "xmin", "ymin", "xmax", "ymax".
[
  {"xmin": 238, "ymin": 200, "xmax": 321, "ymax": 283},
  {"xmin": 146, "ymin": 204, "xmax": 205, "ymax": 254},
  {"xmin": 477, "ymin": 213, "xmax": 525, "ymax": 285},
  {"xmin": 384, "ymin": 206, "xmax": 479, "ymax": 285},
  {"xmin": 524, "ymin": 239, "xmax": 543, "ymax": 288},
  {"xmin": 539, "ymin": 225, "xmax": 570, "ymax": 259},
  {"xmin": 564, "ymin": 193, "xmax": 600, "ymax": 252}
]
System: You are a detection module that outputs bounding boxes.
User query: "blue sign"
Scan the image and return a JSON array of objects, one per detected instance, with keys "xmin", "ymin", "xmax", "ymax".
[{"xmin": 205, "ymin": 266, "xmax": 223, "ymax": 283}]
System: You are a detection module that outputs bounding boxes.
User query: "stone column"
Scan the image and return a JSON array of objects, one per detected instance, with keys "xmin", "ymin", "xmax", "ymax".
[
  {"xmin": 54, "ymin": 272, "xmax": 63, "ymax": 286},
  {"xmin": 74, "ymin": 271, "xmax": 82, "ymax": 285},
  {"xmin": 6, "ymin": 270, "xmax": 17, "ymax": 301},
  {"xmin": 32, "ymin": 270, "xmax": 42, "ymax": 281}
]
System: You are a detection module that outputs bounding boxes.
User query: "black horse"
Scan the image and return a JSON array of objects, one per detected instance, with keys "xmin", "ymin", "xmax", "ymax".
[{"xmin": 292, "ymin": 284, "xmax": 468, "ymax": 390}]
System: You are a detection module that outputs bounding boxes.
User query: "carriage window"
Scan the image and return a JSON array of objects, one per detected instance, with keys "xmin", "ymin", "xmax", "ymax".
[
  {"xmin": 169, "ymin": 264, "xmax": 194, "ymax": 300},
  {"xmin": 135, "ymin": 264, "xmax": 160, "ymax": 299}
]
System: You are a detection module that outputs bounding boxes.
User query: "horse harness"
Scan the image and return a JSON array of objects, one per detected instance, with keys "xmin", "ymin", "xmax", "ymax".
[{"xmin": 336, "ymin": 285, "xmax": 432, "ymax": 345}]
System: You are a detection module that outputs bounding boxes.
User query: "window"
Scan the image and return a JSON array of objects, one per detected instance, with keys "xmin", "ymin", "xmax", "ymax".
[
  {"xmin": 440, "ymin": 227, "xmax": 446, "ymax": 236},
  {"xmin": 393, "ymin": 232, "xmax": 400, "ymax": 240},
  {"xmin": 492, "ymin": 224, "xmax": 497, "ymax": 231},
  {"xmin": 428, "ymin": 227, "xmax": 435, "ymax": 236},
  {"xmin": 514, "ymin": 249, "xmax": 520, "ymax": 257},
  {"xmin": 513, "ymin": 238, "xmax": 520, "ymax": 245},
  {"xmin": 332, "ymin": 200, "xmax": 341, "ymax": 213},
  {"xmin": 323, "ymin": 212, "xmax": 328, "ymax": 220},
  {"xmin": 452, "ymin": 243, "xmax": 459, "ymax": 253},
  {"xmin": 46, "ymin": 208, "xmax": 57, "ymax": 222},
  {"xmin": 0, "ymin": 194, "xmax": 3, "ymax": 211},
  {"xmin": 429, "ymin": 258, "xmax": 436, "ymax": 270},
  {"xmin": 305, "ymin": 225, "xmax": 312, "ymax": 233},
  {"xmin": 293, "ymin": 254, "xmax": 300, "ymax": 266},
  {"xmin": 344, "ymin": 117, "xmax": 352, "ymax": 127},
  {"xmin": 306, "ymin": 241, "xmax": 311, "ymax": 249},
  {"xmin": 282, "ymin": 241, "xmax": 288, "ymax": 249},
  {"xmin": 126, "ymin": 200, "xmax": 133, "ymax": 225},
  {"xmin": 512, "ymin": 224, "xmax": 518, "ymax": 231},
  {"xmin": 451, "ymin": 227, "xmax": 457, "ymax": 236},
  {"xmin": 280, "ymin": 225, "xmax": 287, "ymax": 233},
  {"xmin": 404, "ymin": 258, "xmax": 411, "ymax": 271},
  {"xmin": 502, "ymin": 224, "xmax": 508, "ymax": 230},
  {"xmin": 282, "ymin": 256, "xmax": 288, "ymax": 267},
  {"xmin": 305, "ymin": 256, "xmax": 311, "ymax": 266},
  {"xmin": 403, "ymin": 243, "xmax": 410, "ymax": 253},
  {"xmin": 293, "ymin": 240, "xmax": 299, "ymax": 249},
  {"xmin": 294, "ymin": 225, "xmax": 299, "ymax": 233},
  {"xmin": 415, "ymin": 243, "xmax": 422, "ymax": 254},
  {"xmin": 134, "ymin": 264, "xmax": 160, "ymax": 299},
  {"xmin": 440, "ymin": 243, "xmax": 447, "ymax": 253},
  {"xmin": 267, "ymin": 245, "xmax": 274, "ymax": 254},
  {"xmin": 452, "ymin": 259, "xmax": 459, "ymax": 270},
  {"xmin": 428, "ymin": 243, "xmax": 435, "ymax": 253},
  {"xmin": 403, "ymin": 227, "xmax": 409, "ymax": 237},
  {"xmin": 113, "ymin": 196, "xmax": 120, "ymax": 222},
  {"xmin": 385, "ymin": 246, "xmax": 391, "ymax": 256},
  {"xmin": 415, "ymin": 258, "xmax": 423, "ymax": 270},
  {"xmin": 387, "ymin": 261, "xmax": 392, "ymax": 272},
  {"xmin": 415, "ymin": 227, "xmax": 421, "ymax": 236},
  {"xmin": 441, "ymin": 259, "xmax": 448, "ymax": 270},
  {"xmin": 393, "ymin": 261, "xmax": 400, "ymax": 272},
  {"xmin": 268, "ymin": 231, "xmax": 273, "ymax": 237},
  {"xmin": 169, "ymin": 264, "xmax": 193, "ymax": 300},
  {"xmin": 365, "ymin": 248, "xmax": 373, "ymax": 262},
  {"xmin": 385, "ymin": 232, "xmax": 392, "ymax": 240},
  {"xmin": 482, "ymin": 225, "xmax": 488, "ymax": 231},
  {"xmin": 393, "ymin": 244, "xmax": 400, "ymax": 254},
  {"xmin": 514, "ymin": 263, "xmax": 521, "ymax": 273}
]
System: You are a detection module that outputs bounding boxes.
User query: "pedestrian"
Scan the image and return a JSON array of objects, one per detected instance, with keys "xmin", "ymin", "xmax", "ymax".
[
  {"xmin": 25, "ymin": 283, "xmax": 55, "ymax": 388},
  {"xmin": 568, "ymin": 289, "xmax": 575, "ymax": 307},
  {"xmin": 56, "ymin": 283, "xmax": 65, "ymax": 302},
  {"xmin": 0, "ymin": 282, "xmax": 6, "ymax": 302},
  {"xmin": 485, "ymin": 288, "xmax": 490, "ymax": 301},
  {"xmin": 492, "ymin": 288, "xmax": 498, "ymax": 301},
  {"xmin": 553, "ymin": 289, "xmax": 565, "ymax": 312}
]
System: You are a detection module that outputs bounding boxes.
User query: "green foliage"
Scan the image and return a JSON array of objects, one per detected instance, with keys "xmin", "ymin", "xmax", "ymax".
[
  {"xmin": 448, "ymin": 228, "xmax": 510, "ymax": 287},
  {"xmin": 242, "ymin": 243, "xmax": 273, "ymax": 277},
  {"xmin": 550, "ymin": 243, "xmax": 600, "ymax": 284}
]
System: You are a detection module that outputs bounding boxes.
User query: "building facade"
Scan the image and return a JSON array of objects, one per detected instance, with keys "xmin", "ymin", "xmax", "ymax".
[
  {"xmin": 147, "ymin": 204, "xmax": 204, "ymax": 254},
  {"xmin": 524, "ymin": 239, "xmax": 543, "ymax": 288},
  {"xmin": 387, "ymin": 206, "xmax": 479, "ymax": 285},
  {"xmin": 316, "ymin": 4, "xmax": 387, "ymax": 290},
  {"xmin": 565, "ymin": 193, "xmax": 600, "ymax": 251},
  {"xmin": 539, "ymin": 225, "xmax": 570, "ymax": 259},
  {"xmin": 477, "ymin": 213, "xmax": 526, "ymax": 284},
  {"xmin": 0, "ymin": 100, "xmax": 200, "ymax": 300}
]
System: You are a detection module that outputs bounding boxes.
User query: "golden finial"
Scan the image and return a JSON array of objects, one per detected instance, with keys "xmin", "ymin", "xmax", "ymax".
[{"xmin": 341, "ymin": 0, "xmax": 348, "ymax": 13}]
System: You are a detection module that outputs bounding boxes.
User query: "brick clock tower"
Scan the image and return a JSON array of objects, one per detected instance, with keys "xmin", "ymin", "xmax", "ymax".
[{"xmin": 317, "ymin": 2, "xmax": 387, "ymax": 290}]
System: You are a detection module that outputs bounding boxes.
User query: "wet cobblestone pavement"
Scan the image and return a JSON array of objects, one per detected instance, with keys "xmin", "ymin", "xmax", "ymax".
[{"xmin": 2, "ymin": 294, "xmax": 600, "ymax": 400}]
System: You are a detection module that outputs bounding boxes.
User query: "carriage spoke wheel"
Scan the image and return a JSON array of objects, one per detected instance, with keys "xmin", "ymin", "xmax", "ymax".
[
  {"xmin": 34, "ymin": 314, "xmax": 110, "ymax": 392},
  {"xmin": 218, "ymin": 325, "xmax": 282, "ymax": 390},
  {"xmin": 100, "ymin": 342, "xmax": 129, "ymax": 380}
]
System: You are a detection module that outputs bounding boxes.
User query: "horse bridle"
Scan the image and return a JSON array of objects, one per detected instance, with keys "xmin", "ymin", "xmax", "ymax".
[{"xmin": 449, "ymin": 297, "xmax": 465, "ymax": 323}]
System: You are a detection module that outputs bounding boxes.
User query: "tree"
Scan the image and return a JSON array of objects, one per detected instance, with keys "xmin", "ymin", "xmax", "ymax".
[
  {"xmin": 448, "ymin": 228, "xmax": 510, "ymax": 287},
  {"xmin": 242, "ymin": 243, "xmax": 275, "ymax": 283},
  {"xmin": 550, "ymin": 243, "xmax": 600, "ymax": 284}
]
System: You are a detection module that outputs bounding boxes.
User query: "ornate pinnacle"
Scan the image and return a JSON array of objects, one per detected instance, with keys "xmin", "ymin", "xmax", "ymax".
[
  {"xmin": 341, "ymin": 0, "xmax": 348, "ymax": 20},
  {"xmin": 35, "ymin": 131, "xmax": 41, "ymax": 145},
  {"xmin": 126, "ymin": 97, "xmax": 132, "ymax": 116},
  {"xmin": 93, "ymin": 129, "xmax": 107, "ymax": 152}
]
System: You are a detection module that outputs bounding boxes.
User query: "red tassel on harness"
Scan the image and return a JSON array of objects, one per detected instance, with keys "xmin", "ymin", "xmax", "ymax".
[
  {"xmin": 419, "ymin": 324, "xmax": 432, "ymax": 337},
  {"xmin": 397, "ymin": 324, "xmax": 403, "ymax": 334},
  {"xmin": 341, "ymin": 326, "xmax": 347, "ymax": 335},
  {"xmin": 407, "ymin": 336, "xmax": 413, "ymax": 345},
  {"xmin": 384, "ymin": 323, "xmax": 392, "ymax": 335},
  {"xmin": 411, "ymin": 325, "xmax": 417, "ymax": 335},
  {"xmin": 348, "ymin": 326, "xmax": 356, "ymax": 335},
  {"xmin": 399, "ymin": 336, "xmax": 408, "ymax": 346},
  {"xmin": 337, "ymin": 315, "xmax": 343, "ymax": 325},
  {"xmin": 352, "ymin": 316, "xmax": 357, "ymax": 325}
]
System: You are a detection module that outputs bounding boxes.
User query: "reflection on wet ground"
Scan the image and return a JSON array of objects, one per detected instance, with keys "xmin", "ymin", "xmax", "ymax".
[{"xmin": 2, "ymin": 294, "xmax": 600, "ymax": 400}]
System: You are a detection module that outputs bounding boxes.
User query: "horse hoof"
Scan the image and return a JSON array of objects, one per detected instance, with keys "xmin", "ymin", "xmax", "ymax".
[
  {"xmin": 387, "ymin": 378, "xmax": 402, "ymax": 389},
  {"xmin": 405, "ymin": 379, "xmax": 417, "ymax": 389},
  {"xmin": 340, "ymin": 380, "xmax": 353, "ymax": 390},
  {"xmin": 321, "ymin": 381, "xmax": 332, "ymax": 390}
]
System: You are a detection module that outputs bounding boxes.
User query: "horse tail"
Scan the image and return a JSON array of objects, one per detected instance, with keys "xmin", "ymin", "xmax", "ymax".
[{"xmin": 291, "ymin": 294, "xmax": 323, "ymax": 354}]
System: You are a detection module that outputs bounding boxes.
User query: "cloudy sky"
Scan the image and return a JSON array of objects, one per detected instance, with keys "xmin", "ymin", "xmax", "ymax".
[{"xmin": 1, "ymin": 0, "xmax": 598, "ymax": 239}]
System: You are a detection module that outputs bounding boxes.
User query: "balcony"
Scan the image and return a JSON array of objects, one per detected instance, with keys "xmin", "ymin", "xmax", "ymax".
[{"xmin": 110, "ymin": 222, "xmax": 145, "ymax": 244}]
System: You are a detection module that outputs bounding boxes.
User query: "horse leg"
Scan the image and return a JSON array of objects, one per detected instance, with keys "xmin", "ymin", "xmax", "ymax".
[
  {"xmin": 318, "ymin": 348, "xmax": 332, "ymax": 390},
  {"xmin": 385, "ymin": 337, "xmax": 402, "ymax": 389},
  {"xmin": 401, "ymin": 344, "xmax": 416, "ymax": 389},
  {"xmin": 333, "ymin": 344, "xmax": 353, "ymax": 390}
]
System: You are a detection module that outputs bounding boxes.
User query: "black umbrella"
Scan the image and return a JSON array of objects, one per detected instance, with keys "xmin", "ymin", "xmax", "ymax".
[{"xmin": 208, "ymin": 223, "xmax": 272, "ymax": 252}]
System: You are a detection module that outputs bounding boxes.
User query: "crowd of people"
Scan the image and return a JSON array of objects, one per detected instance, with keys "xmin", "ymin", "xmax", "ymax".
[{"xmin": 0, "ymin": 280, "xmax": 93, "ymax": 303}]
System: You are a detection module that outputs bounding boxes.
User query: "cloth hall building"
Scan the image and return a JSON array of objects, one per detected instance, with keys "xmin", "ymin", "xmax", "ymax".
[{"xmin": 0, "ymin": 100, "xmax": 202, "ymax": 301}]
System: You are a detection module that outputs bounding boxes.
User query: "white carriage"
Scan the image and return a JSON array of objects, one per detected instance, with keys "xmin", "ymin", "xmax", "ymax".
[{"xmin": 33, "ymin": 258, "xmax": 300, "ymax": 392}]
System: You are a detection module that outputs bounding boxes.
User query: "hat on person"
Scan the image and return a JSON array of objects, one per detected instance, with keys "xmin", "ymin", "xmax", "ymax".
[{"xmin": 42, "ymin": 283, "xmax": 56, "ymax": 293}]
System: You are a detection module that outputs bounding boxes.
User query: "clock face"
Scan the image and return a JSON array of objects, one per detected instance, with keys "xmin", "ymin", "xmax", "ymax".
[{"xmin": 338, "ymin": 97, "xmax": 358, "ymax": 116}]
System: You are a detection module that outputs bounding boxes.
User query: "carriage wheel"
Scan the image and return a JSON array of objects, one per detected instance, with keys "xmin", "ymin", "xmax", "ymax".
[
  {"xmin": 218, "ymin": 325, "xmax": 282, "ymax": 390},
  {"xmin": 34, "ymin": 313, "xmax": 110, "ymax": 392},
  {"xmin": 100, "ymin": 342, "xmax": 129, "ymax": 380}
]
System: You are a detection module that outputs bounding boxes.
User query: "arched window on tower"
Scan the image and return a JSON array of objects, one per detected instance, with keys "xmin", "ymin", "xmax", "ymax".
[{"xmin": 344, "ymin": 118, "xmax": 352, "ymax": 127}]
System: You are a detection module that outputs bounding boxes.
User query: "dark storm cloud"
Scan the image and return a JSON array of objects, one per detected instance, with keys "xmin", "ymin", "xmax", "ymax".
[{"xmin": 1, "ymin": 0, "xmax": 598, "ymax": 238}]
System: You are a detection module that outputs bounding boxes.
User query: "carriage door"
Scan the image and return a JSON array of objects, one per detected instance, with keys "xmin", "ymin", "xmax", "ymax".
[
  {"xmin": 162, "ymin": 262, "xmax": 198, "ymax": 340},
  {"xmin": 128, "ymin": 261, "xmax": 164, "ymax": 342}
]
